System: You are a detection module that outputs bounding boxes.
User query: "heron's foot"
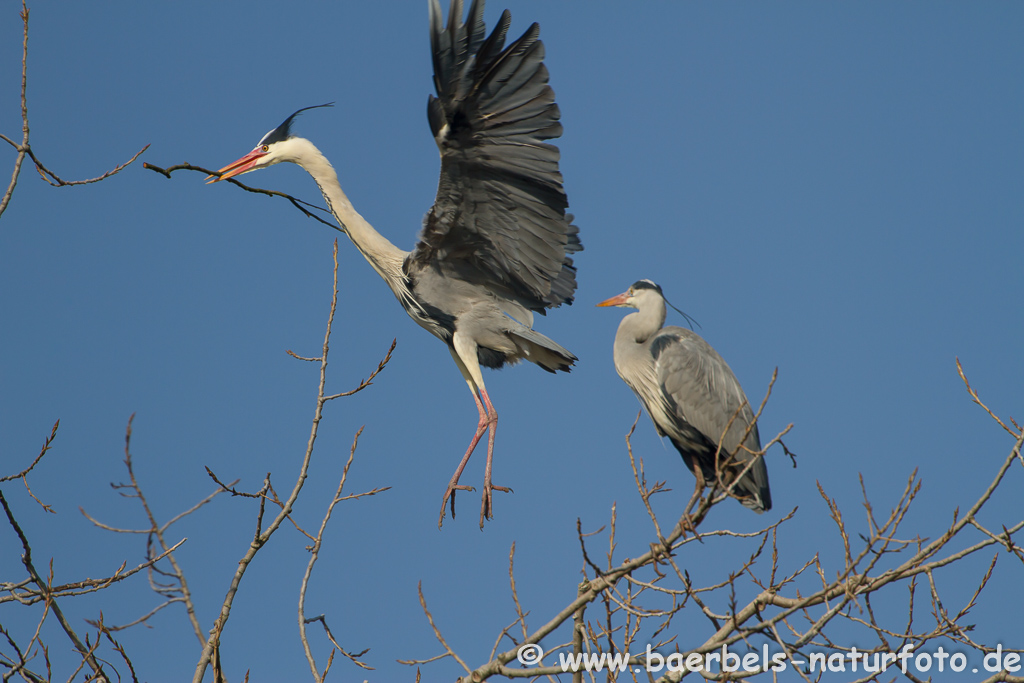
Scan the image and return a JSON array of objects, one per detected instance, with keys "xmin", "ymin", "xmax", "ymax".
[
  {"xmin": 675, "ymin": 514, "xmax": 702, "ymax": 541},
  {"xmin": 438, "ymin": 484, "xmax": 475, "ymax": 529},
  {"xmin": 649, "ymin": 539, "xmax": 673, "ymax": 566},
  {"xmin": 479, "ymin": 483, "xmax": 513, "ymax": 528}
]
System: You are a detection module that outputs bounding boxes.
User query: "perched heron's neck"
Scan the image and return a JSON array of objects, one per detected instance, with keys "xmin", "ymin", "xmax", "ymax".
[
  {"xmin": 287, "ymin": 139, "xmax": 409, "ymax": 292},
  {"xmin": 622, "ymin": 299, "xmax": 666, "ymax": 344}
]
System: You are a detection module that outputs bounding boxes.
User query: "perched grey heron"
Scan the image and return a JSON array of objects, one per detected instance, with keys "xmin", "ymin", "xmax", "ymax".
[
  {"xmin": 598, "ymin": 280, "xmax": 771, "ymax": 513},
  {"xmin": 209, "ymin": 0, "xmax": 581, "ymax": 528}
]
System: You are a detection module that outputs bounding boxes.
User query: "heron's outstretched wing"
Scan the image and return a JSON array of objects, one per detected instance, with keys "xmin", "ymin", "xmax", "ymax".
[
  {"xmin": 411, "ymin": 0, "xmax": 581, "ymax": 313},
  {"xmin": 653, "ymin": 328, "xmax": 772, "ymax": 511}
]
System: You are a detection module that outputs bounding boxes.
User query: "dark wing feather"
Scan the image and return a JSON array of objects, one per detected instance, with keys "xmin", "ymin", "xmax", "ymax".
[
  {"xmin": 653, "ymin": 329, "xmax": 772, "ymax": 511},
  {"xmin": 414, "ymin": 0, "xmax": 581, "ymax": 313}
]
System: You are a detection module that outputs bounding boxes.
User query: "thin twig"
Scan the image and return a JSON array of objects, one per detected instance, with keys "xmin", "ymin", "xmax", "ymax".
[
  {"xmin": 0, "ymin": 420, "xmax": 58, "ymax": 485},
  {"xmin": 144, "ymin": 161, "xmax": 339, "ymax": 229},
  {"xmin": 28, "ymin": 144, "xmax": 149, "ymax": 187},
  {"xmin": 299, "ymin": 426, "xmax": 381, "ymax": 679}
]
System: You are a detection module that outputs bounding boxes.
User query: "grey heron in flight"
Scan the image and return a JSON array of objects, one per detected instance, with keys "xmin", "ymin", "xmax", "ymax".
[
  {"xmin": 598, "ymin": 281, "xmax": 771, "ymax": 513},
  {"xmin": 209, "ymin": 0, "xmax": 581, "ymax": 528}
]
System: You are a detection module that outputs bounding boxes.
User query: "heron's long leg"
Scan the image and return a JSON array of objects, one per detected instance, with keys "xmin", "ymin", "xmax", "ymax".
[
  {"xmin": 477, "ymin": 386, "xmax": 510, "ymax": 527},
  {"xmin": 681, "ymin": 452, "xmax": 708, "ymax": 501},
  {"xmin": 446, "ymin": 332, "xmax": 510, "ymax": 528},
  {"xmin": 439, "ymin": 342, "xmax": 505, "ymax": 527},
  {"xmin": 438, "ymin": 375, "xmax": 489, "ymax": 528}
]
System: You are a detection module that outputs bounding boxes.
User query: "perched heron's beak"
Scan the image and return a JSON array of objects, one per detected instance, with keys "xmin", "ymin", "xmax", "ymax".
[
  {"xmin": 206, "ymin": 148, "xmax": 266, "ymax": 184},
  {"xmin": 596, "ymin": 292, "xmax": 630, "ymax": 308}
]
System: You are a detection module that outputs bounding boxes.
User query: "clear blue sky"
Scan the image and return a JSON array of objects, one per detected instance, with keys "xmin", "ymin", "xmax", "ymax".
[{"xmin": 2, "ymin": 1, "xmax": 1022, "ymax": 680}]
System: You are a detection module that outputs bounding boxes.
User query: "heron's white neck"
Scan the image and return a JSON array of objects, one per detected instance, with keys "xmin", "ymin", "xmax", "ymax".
[
  {"xmin": 281, "ymin": 138, "xmax": 410, "ymax": 294},
  {"xmin": 621, "ymin": 296, "xmax": 667, "ymax": 344}
]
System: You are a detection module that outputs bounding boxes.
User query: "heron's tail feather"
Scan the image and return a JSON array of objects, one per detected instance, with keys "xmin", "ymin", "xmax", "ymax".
[
  {"xmin": 673, "ymin": 439, "xmax": 772, "ymax": 514},
  {"xmin": 725, "ymin": 456, "xmax": 772, "ymax": 514},
  {"xmin": 510, "ymin": 326, "xmax": 576, "ymax": 374}
]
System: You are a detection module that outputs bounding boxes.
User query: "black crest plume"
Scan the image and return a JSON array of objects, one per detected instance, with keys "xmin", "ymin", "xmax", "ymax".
[{"xmin": 258, "ymin": 103, "xmax": 335, "ymax": 146}]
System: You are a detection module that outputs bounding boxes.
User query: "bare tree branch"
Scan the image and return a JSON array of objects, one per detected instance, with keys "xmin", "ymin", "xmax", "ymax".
[
  {"xmin": 1, "ymin": 490, "xmax": 110, "ymax": 682},
  {"xmin": 191, "ymin": 240, "xmax": 394, "ymax": 682},
  {"xmin": 27, "ymin": 145, "xmax": 149, "ymax": 188},
  {"xmin": 78, "ymin": 415, "xmax": 229, "ymax": 642},
  {"xmin": 1, "ymin": 1, "xmax": 146, "ymax": 221},
  {"xmin": 0, "ymin": 1, "xmax": 30, "ymax": 219},
  {"xmin": 0, "ymin": 420, "xmax": 58, "ymax": 485},
  {"xmin": 298, "ymin": 426, "xmax": 386, "ymax": 679}
]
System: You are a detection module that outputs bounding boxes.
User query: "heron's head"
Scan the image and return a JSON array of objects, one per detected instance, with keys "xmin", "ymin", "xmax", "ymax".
[
  {"xmin": 207, "ymin": 103, "xmax": 334, "ymax": 183},
  {"xmin": 596, "ymin": 279, "xmax": 664, "ymax": 310},
  {"xmin": 598, "ymin": 280, "xmax": 700, "ymax": 330}
]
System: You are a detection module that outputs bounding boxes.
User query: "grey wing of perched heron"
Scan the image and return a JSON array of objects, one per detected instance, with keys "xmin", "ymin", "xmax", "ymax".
[
  {"xmin": 598, "ymin": 280, "xmax": 771, "ymax": 513},
  {"xmin": 208, "ymin": 0, "xmax": 581, "ymax": 529}
]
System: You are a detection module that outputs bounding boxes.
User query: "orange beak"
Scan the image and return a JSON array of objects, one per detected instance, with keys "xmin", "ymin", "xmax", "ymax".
[
  {"xmin": 596, "ymin": 292, "xmax": 630, "ymax": 307},
  {"xmin": 206, "ymin": 148, "xmax": 267, "ymax": 184}
]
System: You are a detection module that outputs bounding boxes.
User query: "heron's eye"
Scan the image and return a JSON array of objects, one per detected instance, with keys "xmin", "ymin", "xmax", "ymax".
[{"xmin": 261, "ymin": 145, "xmax": 269, "ymax": 153}]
